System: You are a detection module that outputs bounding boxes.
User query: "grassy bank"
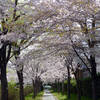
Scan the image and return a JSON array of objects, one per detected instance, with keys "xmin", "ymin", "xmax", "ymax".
[
  {"xmin": 51, "ymin": 90, "xmax": 91, "ymax": 100},
  {"xmin": 25, "ymin": 91, "xmax": 44, "ymax": 100},
  {"xmin": 0, "ymin": 82, "xmax": 36, "ymax": 100}
]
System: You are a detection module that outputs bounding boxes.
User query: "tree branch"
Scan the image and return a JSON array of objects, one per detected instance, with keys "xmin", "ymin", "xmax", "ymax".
[
  {"xmin": 71, "ymin": 40, "xmax": 92, "ymax": 75},
  {"xmin": 6, "ymin": 44, "xmax": 11, "ymax": 64}
]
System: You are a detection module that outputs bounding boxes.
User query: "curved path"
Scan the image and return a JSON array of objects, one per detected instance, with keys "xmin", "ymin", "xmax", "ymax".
[{"xmin": 43, "ymin": 90, "xmax": 57, "ymax": 100}]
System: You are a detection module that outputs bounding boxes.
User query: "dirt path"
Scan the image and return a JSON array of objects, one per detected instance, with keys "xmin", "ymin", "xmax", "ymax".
[{"xmin": 43, "ymin": 90, "xmax": 57, "ymax": 100}]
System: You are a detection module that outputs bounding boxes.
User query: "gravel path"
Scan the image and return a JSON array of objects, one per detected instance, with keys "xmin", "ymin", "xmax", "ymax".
[{"xmin": 43, "ymin": 90, "xmax": 57, "ymax": 100}]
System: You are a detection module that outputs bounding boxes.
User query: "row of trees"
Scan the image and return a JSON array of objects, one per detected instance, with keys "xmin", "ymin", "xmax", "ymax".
[
  {"xmin": 0, "ymin": 0, "xmax": 100, "ymax": 100},
  {"xmin": 0, "ymin": 0, "xmax": 58, "ymax": 100}
]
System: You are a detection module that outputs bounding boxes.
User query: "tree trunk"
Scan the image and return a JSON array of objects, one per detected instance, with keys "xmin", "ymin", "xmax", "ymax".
[
  {"xmin": 35, "ymin": 79, "xmax": 38, "ymax": 96},
  {"xmin": 90, "ymin": 55, "xmax": 97, "ymax": 100},
  {"xmin": 0, "ymin": 17, "xmax": 11, "ymax": 100},
  {"xmin": 57, "ymin": 81, "xmax": 59, "ymax": 92},
  {"xmin": 89, "ymin": 18, "xmax": 97, "ymax": 100},
  {"xmin": 32, "ymin": 80, "xmax": 36, "ymax": 98},
  {"xmin": 17, "ymin": 70, "xmax": 25, "ymax": 100},
  {"xmin": 76, "ymin": 80, "xmax": 81, "ymax": 100},
  {"xmin": 14, "ymin": 47, "xmax": 24, "ymax": 100},
  {"xmin": 38, "ymin": 80, "xmax": 41, "ymax": 92},
  {"xmin": 1, "ymin": 63, "xmax": 8, "ymax": 100},
  {"xmin": 92, "ymin": 80, "xmax": 97, "ymax": 100},
  {"xmin": 57, "ymin": 80, "xmax": 60, "ymax": 93},
  {"xmin": 74, "ymin": 72, "xmax": 81, "ymax": 100},
  {"xmin": 38, "ymin": 78, "xmax": 42, "ymax": 92},
  {"xmin": 62, "ymin": 81, "xmax": 64, "ymax": 94},
  {"xmin": 0, "ymin": 44, "xmax": 10, "ymax": 100},
  {"xmin": 37, "ymin": 78, "xmax": 40, "ymax": 93},
  {"xmin": 67, "ymin": 66, "xmax": 71, "ymax": 99},
  {"xmin": 32, "ymin": 80, "xmax": 35, "ymax": 98}
]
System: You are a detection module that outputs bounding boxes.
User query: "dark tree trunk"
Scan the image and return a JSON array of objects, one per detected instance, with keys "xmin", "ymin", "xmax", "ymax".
[
  {"xmin": 37, "ymin": 78, "xmax": 40, "ymax": 93},
  {"xmin": 35, "ymin": 77, "xmax": 41, "ymax": 95},
  {"xmin": 17, "ymin": 70, "xmax": 25, "ymax": 100},
  {"xmin": 57, "ymin": 81, "xmax": 59, "ymax": 92},
  {"xmin": 89, "ymin": 18, "xmax": 97, "ymax": 100},
  {"xmin": 0, "ymin": 15, "xmax": 11, "ymax": 100},
  {"xmin": 57, "ymin": 80, "xmax": 60, "ymax": 93},
  {"xmin": 1, "ymin": 63, "xmax": 8, "ymax": 100},
  {"xmin": 38, "ymin": 80, "xmax": 41, "ymax": 92},
  {"xmin": 76, "ymin": 80, "xmax": 81, "ymax": 100},
  {"xmin": 92, "ymin": 80, "xmax": 97, "ymax": 100},
  {"xmin": 40, "ymin": 81, "xmax": 43, "ymax": 91},
  {"xmin": 0, "ymin": 44, "xmax": 11, "ymax": 100},
  {"xmin": 62, "ymin": 81, "xmax": 64, "ymax": 94},
  {"xmin": 32, "ymin": 80, "xmax": 35, "ymax": 98},
  {"xmin": 67, "ymin": 66, "xmax": 71, "ymax": 99},
  {"xmin": 38, "ymin": 78, "xmax": 42, "ymax": 92},
  {"xmin": 90, "ymin": 55, "xmax": 97, "ymax": 100},
  {"xmin": 74, "ymin": 72, "xmax": 81, "ymax": 100},
  {"xmin": 14, "ymin": 47, "xmax": 24, "ymax": 100},
  {"xmin": 32, "ymin": 80, "xmax": 37, "ymax": 98},
  {"xmin": 35, "ymin": 79, "xmax": 38, "ymax": 96}
]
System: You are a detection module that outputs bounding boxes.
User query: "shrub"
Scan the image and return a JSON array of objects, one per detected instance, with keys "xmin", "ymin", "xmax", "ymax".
[
  {"xmin": 52, "ymin": 75, "xmax": 100, "ymax": 99},
  {"xmin": 24, "ymin": 85, "xmax": 33, "ymax": 96},
  {"xmin": 8, "ymin": 82, "xmax": 19, "ymax": 100},
  {"xmin": 0, "ymin": 82, "xmax": 33, "ymax": 100}
]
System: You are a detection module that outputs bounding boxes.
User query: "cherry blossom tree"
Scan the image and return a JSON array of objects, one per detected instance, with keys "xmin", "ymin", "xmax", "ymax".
[
  {"xmin": 0, "ymin": 1, "xmax": 100, "ymax": 100},
  {"xmin": 35, "ymin": 1, "xmax": 100, "ymax": 100}
]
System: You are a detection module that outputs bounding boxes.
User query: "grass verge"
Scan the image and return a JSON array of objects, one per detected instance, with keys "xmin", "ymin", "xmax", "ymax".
[
  {"xmin": 51, "ymin": 90, "xmax": 92, "ymax": 100},
  {"xmin": 25, "ymin": 91, "xmax": 44, "ymax": 100}
]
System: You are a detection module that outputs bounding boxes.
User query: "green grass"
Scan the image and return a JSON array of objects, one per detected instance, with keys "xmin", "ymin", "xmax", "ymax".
[
  {"xmin": 25, "ymin": 91, "xmax": 44, "ymax": 100},
  {"xmin": 51, "ymin": 90, "xmax": 92, "ymax": 100}
]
